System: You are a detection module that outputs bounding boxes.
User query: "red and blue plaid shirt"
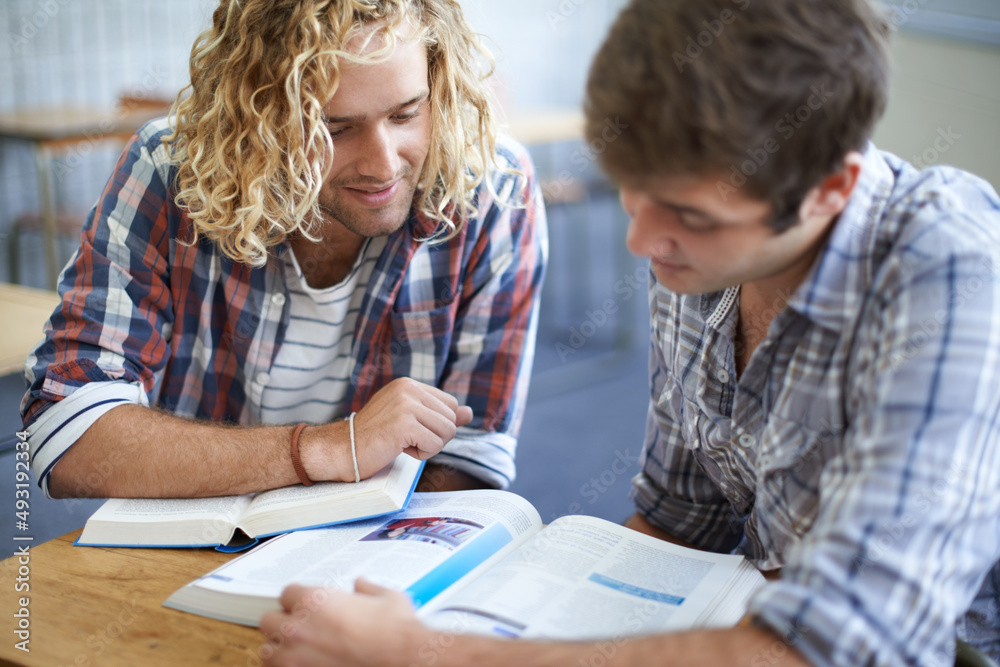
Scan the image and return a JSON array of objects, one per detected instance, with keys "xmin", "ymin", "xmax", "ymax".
[{"xmin": 22, "ymin": 117, "xmax": 547, "ymax": 493}]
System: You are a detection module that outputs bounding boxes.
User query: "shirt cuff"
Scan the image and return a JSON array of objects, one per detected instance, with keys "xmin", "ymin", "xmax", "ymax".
[
  {"xmin": 431, "ymin": 427, "xmax": 517, "ymax": 489},
  {"xmin": 630, "ymin": 472, "xmax": 743, "ymax": 553},
  {"xmin": 27, "ymin": 381, "xmax": 148, "ymax": 498}
]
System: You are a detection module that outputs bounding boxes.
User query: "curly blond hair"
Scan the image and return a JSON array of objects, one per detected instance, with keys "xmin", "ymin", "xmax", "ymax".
[{"xmin": 165, "ymin": 0, "xmax": 500, "ymax": 266}]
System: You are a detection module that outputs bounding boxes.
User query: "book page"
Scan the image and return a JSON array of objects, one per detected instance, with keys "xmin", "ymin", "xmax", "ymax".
[
  {"xmin": 421, "ymin": 514, "xmax": 763, "ymax": 641},
  {"xmin": 85, "ymin": 495, "xmax": 252, "ymax": 525},
  {"xmin": 76, "ymin": 495, "xmax": 253, "ymax": 547},
  {"xmin": 189, "ymin": 490, "xmax": 542, "ymax": 608},
  {"xmin": 243, "ymin": 454, "xmax": 413, "ymax": 513},
  {"xmin": 92, "ymin": 495, "xmax": 250, "ymax": 522}
]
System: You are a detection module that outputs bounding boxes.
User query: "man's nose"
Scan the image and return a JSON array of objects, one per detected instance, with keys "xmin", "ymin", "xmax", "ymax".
[
  {"xmin": 356, "ymin": 124, "xmax": 402, "ymax": 182},
  {"xmin": 621, "ymin": 189, "xmax": 677, "ymax": 259}
]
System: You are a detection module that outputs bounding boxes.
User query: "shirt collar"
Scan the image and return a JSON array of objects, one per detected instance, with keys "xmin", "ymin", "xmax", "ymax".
[
  {"xmin": 783, "ymin": 144, "xmax": 896, "ymax": 332},
  {"xmin": 700, "ymin": 285, "xmax": 740, "ymax": 338}
]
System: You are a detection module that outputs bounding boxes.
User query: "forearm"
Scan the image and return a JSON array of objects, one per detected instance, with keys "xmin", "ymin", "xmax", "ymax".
[
  {"xmin": 47, "ymin": 377, "xmax": 472, "ymax": 498},
  {"xmin": 261, "ymin": 582, "xmax": 808, "ymax": 667},
  {"xmin": 624, "ymin": 513, "xmax": 701, "ymax": 550},
  {"xmin": 48, "ymin": 405, "xmax": 352, "ymax": 498},
  {"xmin": 431, "ymin": 626, "xmax": 807, "ymax": 667}
]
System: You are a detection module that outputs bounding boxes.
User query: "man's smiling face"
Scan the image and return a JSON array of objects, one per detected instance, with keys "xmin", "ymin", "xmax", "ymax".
[{"xmin": 317, "ymin": 29, "xmax": 432, "ymax": 237}]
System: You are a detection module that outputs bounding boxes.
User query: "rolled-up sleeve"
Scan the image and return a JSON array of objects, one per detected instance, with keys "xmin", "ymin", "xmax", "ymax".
[
  {"xmin": 25, "ymin": 381, "xmax": 148, "ymax": 497},
  {"xmin": 21, "ymin": 129, "xmax": 176, "ymax": 491},
  {"xmin": 748, "ymin": 244, "xmax": 1000, "ymax": 665},
  {"xmin": 435, "ymin": 428, "xmax": 521, "ymax": 490}
]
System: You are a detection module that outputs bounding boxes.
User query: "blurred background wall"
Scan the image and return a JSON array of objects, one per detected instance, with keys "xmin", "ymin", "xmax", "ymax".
[
  {"xmin": 0, "ymin": 0, "xmax": 211, "ymax": 285},
  {"xmin": 0, "ymin": 0, "xmax": 997, "ymax": 543},
  {"xmin": 875, "ymin": 32, "xmax": 1000, "ymax": 188}
]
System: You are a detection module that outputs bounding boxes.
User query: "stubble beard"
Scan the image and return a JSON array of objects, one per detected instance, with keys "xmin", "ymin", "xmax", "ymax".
[{"xmin": 317, "ymin": 169, "xmax": 419, "ymax": 238}]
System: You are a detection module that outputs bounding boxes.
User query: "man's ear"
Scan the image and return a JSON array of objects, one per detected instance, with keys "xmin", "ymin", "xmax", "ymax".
[{"xmin": 799, "ymin": 151, "xmax": 865, "ymax": 222}]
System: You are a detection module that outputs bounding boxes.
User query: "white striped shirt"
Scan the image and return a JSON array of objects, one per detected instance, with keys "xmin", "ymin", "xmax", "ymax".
[{"xmin": 260, "ymin": 236, "xmax": 386, "ymax": 425}]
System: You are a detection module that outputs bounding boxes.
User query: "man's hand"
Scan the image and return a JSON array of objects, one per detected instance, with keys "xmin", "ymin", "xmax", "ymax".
[
  {"xmin": 301, "ymin": 378, "xmax": 474, "ymax": 482},
  {"xmin": 259, "ymin": 579, "xmax": 428, "ymax": 667},
  {"xmin": 258, "ymin": 580, "xmax": 811, "ymax": 667}
]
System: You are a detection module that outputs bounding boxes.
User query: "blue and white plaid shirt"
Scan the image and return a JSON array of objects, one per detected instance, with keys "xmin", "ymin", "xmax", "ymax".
[{"xmin": 633, "ymin": 146, "xmax": 1000, "ymax": 665}]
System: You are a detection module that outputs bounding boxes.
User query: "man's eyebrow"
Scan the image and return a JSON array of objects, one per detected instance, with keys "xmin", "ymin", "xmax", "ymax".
[
  {"xmin": 321, "ymin": 91, "xmax": 429, "ymax": 124},
  {"xmin": 654, "ymin": 197, "xmax": 726, "ymax": 227}
]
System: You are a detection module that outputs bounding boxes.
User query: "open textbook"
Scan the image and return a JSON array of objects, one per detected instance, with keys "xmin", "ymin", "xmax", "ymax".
[
  {"xmin": 164, "ymin": 490, "xmax": 766, "ymax": 639},
  {"xmin": 76, "ymin": 455, "xmax": 424, "ymax": 548}
]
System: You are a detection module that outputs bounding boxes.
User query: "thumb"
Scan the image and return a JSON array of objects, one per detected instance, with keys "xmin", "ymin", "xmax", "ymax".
[
  {"xmin": 455, "ymin": 405, "xmax": 474, "ymax": 427},
  {"xmin": 354, "ymin": 577, "xmax": 396, "ymax": 596},
  {"xmin": 279, "ymin": 583, "xmax": 322, "ymax": 611},
  {"xmin": 354, "ymin": 578, "xmax": 413, "ymax": 605}
]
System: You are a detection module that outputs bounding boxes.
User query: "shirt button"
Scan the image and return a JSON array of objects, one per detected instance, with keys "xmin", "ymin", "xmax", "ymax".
[
  {"xmin": 256, "ymin": 372, "xmax": 271, "ymax": 386},
  {"xmin": 739, "ymin": 433, "xmax": 756, "ymax": 448},
  {"xmin": 657, "ymin": 388, "xmax": 672, "ymax": 408},
  {"xmin": 716, "ymin": 369, "xmax": 730, "ymax": 383},
  {"xmin": 271, "ymin": 293, "xmax": 286, "ymax": 307}
]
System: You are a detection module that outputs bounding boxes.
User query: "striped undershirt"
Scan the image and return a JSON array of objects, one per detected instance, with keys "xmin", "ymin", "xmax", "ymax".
[{"xmin": 260, "ymin": 236, "xmax": 387, "ymax": 425}]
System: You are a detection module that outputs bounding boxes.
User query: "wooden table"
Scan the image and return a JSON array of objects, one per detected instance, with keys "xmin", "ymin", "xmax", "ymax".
[
  {"xmin": 0, "ymin": 283, "xmax": 61, "ymax": 377},
  {"xmin": 0, "ymin": 529, "xmax": 260, "ymax": 666}
]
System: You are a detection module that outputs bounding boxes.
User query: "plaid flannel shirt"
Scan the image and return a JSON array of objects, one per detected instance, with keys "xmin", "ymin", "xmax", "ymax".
[
  {"xmin": 633, "ymin": 146, "xmax": 1000, "ymax": 665},
  {"xmin": 22, "ymin": 117, "xmax": 547, "ymax": 494}
]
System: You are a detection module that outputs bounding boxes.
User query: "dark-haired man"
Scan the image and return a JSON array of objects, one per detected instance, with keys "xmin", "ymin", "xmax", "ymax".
[{"xmin": 259, "ymin": 0, "xmax": 1000, "ymax": 665}]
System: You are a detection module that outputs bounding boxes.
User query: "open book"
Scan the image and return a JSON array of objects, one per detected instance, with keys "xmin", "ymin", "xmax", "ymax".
[
  {"xmin": 164, "ymin": 490, "xmax": 766, "ymax": 638},
  {"xmin": 76, "ymin": 455, "xmax": 424, "ymax": 548}
]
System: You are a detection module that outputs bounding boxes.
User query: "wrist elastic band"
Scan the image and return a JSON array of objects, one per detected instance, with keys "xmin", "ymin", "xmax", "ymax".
[
  {"xmin": 349, "ymin": 412, "xmax": 360, "ymax": 483},
  {"xmin": 289, "ymin": 423, "xmax": 314, "ymax": 486}
]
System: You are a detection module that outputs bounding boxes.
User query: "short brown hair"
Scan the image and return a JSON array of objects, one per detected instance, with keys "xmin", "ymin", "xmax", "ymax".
[{"xmin": 585, "ymin": 0, "xmax": 891, "ymax": 231}]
